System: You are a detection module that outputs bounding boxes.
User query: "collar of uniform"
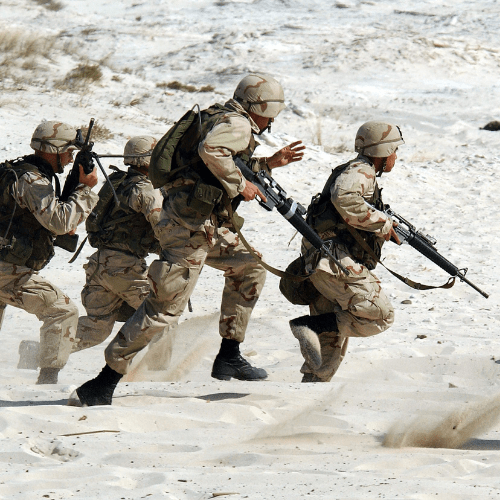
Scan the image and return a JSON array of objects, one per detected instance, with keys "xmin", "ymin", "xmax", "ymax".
[
  {"xmin": 224, "ymin": 98, "xmax": 261, "ymax": 135},
  {"xmin": 23, "ymin": 154, "xmax": 55, "ymax": 180},
  {"xmin": 356, "ymin": 153, "xmax": 374, "ymax": 167},
  {"xmin": 127, "ymin": 166, "xmax": 146, "ymax": 176}
]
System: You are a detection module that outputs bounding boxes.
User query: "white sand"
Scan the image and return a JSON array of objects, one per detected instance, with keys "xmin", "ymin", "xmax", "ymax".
[{"xmin": 1, "ymin": 0, "xmax": 500, "ymax": 498}]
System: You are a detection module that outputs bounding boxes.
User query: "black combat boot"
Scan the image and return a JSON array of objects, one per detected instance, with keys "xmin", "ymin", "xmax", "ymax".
[
  {"xmin": 211, "ymin": 338, "xmax": 267, "ymax": 381},
  {"xmin": 71, "ymin": 364, "xmax": 123, "ymax": 406},
  {"xmin": 289, "ymin": 312, "xmax": 338, "ymax": 370},
  {"xmin": 36, "ymin": 367, "xmax": 60, "ymax": 384}
]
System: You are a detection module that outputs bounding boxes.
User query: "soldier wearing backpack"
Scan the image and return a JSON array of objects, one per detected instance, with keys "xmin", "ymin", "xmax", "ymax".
[
  {"xmin": 18, "ymin": 136, "xmax": 163, "ymax": 362},
  {"xmin": 75, "ymin": 136, "xmax": 163, "ymax": 352},
  {"xmin": 71, "ymin": 73, "xmax": 305, "ymax": 406},
  {"xmin": 287, "ymin": 121, "xmax": 403, "ymax": 382},
  {"xmin": 0, "ymin": 121, "xmax": 98, "ymax": 384}
]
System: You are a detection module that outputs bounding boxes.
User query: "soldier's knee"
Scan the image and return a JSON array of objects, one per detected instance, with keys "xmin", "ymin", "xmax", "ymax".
[{"xmin": 349, "ymin": 294, "xmax": 393, "ymax": 323}]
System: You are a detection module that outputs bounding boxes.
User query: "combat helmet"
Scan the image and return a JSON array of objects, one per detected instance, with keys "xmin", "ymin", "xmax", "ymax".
[
  {"xmin": 354, "ymin": 121, "xmax": 404, "ymax": 158},
  {"xmin": 233, "ymin": 73, "xmax": 286, "ymax": 118},
  {"xmin": 124, "ymin": 136, "xmax": 157, "ymax": 168},
  {"xmin": 30, "ymin": 121, "xmax": 77, "ymax": 154}
]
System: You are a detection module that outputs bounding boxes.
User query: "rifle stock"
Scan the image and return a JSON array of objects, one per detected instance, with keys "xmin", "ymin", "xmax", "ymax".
[{"xmin": 53, "ymin": 233, "xmax": 79, "ymax": 253}]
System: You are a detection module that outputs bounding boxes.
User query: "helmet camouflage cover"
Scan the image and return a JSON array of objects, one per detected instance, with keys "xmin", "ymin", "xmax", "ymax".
[
  {"xmin": 233, "ymin": 73, "xmax": 286, "ymax": 118},
  {"xmin": 123, "ymin": 136, "xmax": 157, "ymax": 167},
  {"xmin": 354, "ymin": 121, "xmax": 404, "ymax": 158},
  {"xmin": 30, "ymin": 121, "xmax": 77, "ymax": 154}
]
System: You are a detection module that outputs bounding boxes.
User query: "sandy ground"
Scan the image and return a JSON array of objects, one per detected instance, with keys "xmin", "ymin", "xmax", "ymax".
[{"xmin": 1, "ymin": 0, "xmax": 500, "ymax": 498}]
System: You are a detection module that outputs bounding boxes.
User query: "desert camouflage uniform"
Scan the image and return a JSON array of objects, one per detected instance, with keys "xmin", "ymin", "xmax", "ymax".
[
  {"xmin": 0, "ymin": 156, "xmax": 98, "ymax": 369},
  {"xmin": 75, "ymin": 168, "xmax": 163, "ymax": 351},
  {"xmin": 105, "ymin": 99, "xmax": 267, "ymax": 374},
  {"xmin": 301, "ymin": 155, "xmax": 394, "ymax": 381}
]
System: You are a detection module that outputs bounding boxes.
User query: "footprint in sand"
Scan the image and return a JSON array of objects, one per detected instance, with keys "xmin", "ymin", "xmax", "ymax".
[{"xmin": 27, "ymin": 438, "xmax": 80, "ymax": 462}]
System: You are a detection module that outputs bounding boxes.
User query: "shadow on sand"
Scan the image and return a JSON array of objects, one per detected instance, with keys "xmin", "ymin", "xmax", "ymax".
[{"xmin": 0, "ymin": 399, "xmax": 68, "ymax": 407}]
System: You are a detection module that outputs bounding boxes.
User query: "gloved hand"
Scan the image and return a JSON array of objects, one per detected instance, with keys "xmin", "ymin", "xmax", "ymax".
[{"xmin": 74, "ymin": 149, "xmax": 95, "ymax": 174}]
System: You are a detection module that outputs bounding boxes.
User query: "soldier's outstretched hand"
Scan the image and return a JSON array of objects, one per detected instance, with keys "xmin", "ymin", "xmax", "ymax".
[{"xmin": 267, "ymin": 141, "xmax": 305, "ymax": 169}]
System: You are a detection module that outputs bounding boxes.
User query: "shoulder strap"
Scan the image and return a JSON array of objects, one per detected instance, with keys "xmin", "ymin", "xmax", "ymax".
[{"xmin": 319, "ymin": 161, "xmax": 352, "ymax": 202}]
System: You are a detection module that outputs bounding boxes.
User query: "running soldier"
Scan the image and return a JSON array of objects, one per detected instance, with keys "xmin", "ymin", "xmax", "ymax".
[
  {"xmin": 0, "ymin": 121, "xmax": 98, "ymax": 384},
  {"xmin": 72, "ymin": 73, "xmax": 305, "ymax": 406},
  {"xmin": 289, "ymin": 121, "xmax": 403, "ymax": 382},
  {"xmin": 17, "ymin": 137, "xmax": 163, "ymax": 364},
  {"xmin": 74, "ymin": 136, "xmax": 163, "ymax": 352}
]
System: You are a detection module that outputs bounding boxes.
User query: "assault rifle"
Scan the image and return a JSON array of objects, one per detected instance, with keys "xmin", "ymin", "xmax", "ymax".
[
  {"xmin": 234, "ymin": 157, "xmax": 349, "ymax": 275},
  {"xmin": 55, "ymin": 118, "xmax": 119, "ymax": 253},
  {"xmin": 371, "ymin": 203, "xmax": 489, "ymax": 298}
]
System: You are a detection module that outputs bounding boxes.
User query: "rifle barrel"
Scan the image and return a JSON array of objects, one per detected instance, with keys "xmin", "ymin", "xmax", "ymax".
[
  {"xmin": 457, "ymin": 271, "xmax": 489, "ymax": 299},
  {"xmin": 84, "ymin": 118, "xmax": 95, "ymax": 144},
  {"xmin": 386, "ymin": 202, "xmax": 489, "ymax": 299}
]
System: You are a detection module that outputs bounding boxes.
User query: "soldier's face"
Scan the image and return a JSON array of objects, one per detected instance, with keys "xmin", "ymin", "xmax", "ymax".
[
  {"xmin": 249, "ymin": 112, "xmax": 273, "ymax": 133},
  {"xmin": 384, "ymin": 150, "xmax": 398, "ymax": 173},
  {"xmin": 38, "ymin": 150, "xmax": 73, "ymax": 174},
  {"xmin": 52, "ymin": 150, "xmax": 74, "ymax": 173},
  {"xmin": 60, "ymin": 150, "xmax": 74, "ymax": 167}
]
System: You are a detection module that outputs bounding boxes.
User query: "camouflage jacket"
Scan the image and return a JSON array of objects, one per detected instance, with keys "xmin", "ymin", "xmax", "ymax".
[
  {"xmin": 304, "ymin": 155, "xmax": 393, "ymax": 270},
  {"xmin": 0, "ymin": 155, "xmax": 98, "ymax": 270},
  {"xmin": 88, "ymin": 167, "xmax": 163, "ymax": 258},
  {"xmin": 160, "ymin": 99, "xmax": 270, "ymax": 232}
]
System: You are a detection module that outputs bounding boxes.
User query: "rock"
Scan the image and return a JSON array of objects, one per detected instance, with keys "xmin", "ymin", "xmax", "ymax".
[{"xmin": 481, "ymin": 121, "xmax": 500, "ymax": 131}]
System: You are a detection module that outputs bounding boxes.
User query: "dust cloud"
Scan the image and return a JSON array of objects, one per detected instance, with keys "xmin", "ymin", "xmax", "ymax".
[{"xmin": 383, "ymin": 393, "xmax": 500, "ymax": 449}]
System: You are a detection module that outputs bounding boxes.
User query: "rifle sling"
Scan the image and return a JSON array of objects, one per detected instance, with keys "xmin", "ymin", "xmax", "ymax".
[
  {"xmin": 344, "ymin": 224, "xmax": 455, "ymax": 291},
  {"xmin": 68, "ymin": 235, "xmax": 88, "ymax": 264},
  {"xmin": 227, "ymin": 203, "xmax": 313, "ymax": 282}
]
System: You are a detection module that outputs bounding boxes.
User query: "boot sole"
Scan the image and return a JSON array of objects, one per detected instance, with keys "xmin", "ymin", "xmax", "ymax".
[
  {"xmin": 291, "ymin": 324, "xmax": 322, "ymax": 370},
  {"xmin": 211, "ymin": 371, "xmax": 267, "ymax": 381},
  {"xmin": 211, "ymin": 372, "xmax": 232, "ymax": 381}
]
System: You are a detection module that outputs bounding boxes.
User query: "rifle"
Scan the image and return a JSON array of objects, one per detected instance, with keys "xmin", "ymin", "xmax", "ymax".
[
  {"xmin": 55, "ymin": 118, "xmax": 119, "ymax": 253},
  {"xmin": 234, "ymin": 157, "xmax": 349, "ymax": 275},
  {"xmin": 373, "ymin": 203, "xmax": 489, "ymax": 298}
]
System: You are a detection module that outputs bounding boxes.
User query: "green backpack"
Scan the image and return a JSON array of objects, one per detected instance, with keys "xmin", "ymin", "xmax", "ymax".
[{"xmin": 149, "ymin": 105, "xmax": 201, "ymax": 189}]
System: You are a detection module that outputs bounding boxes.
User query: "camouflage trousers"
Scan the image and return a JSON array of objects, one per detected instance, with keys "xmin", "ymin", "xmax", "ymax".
[
  {"xmin": 0, "ymin": 261, "xmax": 78, "ymax": 369},
  {"xmin": 75, "ymin": 249, "xmax": 150, "ymax": 352},
  {"xmin": 105, "ymin": 221, "xmax": 266, "ymax": 374},
  {"xmin": 301, "ymin": 249, "xmax": 394, "ymax": 381}
]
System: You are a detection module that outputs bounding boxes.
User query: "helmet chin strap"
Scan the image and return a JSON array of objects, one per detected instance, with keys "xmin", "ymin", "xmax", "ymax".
[
  {"xmin": 375, "ymin": 157, "xmax": 388, "ymax": 178},
  {"xmin": 257, "ymin": 122, "xmax": 272, "ymax": 135},
  {"xmin": 56, "ymin": 153, "xmax": 63, "ymax": 174}
]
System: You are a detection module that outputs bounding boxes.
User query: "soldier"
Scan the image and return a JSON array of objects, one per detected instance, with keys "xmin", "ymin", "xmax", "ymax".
[
  {"xmin": 17, "ymin": 136, "xmax": 163, "ymax": 365},
  {"xmin": 0, "ymin": 121, "xmax": 98, "ymax": 384},
  {"xmin": 288, "ymin": 121, "xmax": 403, "ymax": 382},
  {"xmin": 71, "ymin": 73, "xmax": 305, "ymax": 406},
  {"xmin": 74, "ymin": 136, "xmax": 163, "ymax": 352}
]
